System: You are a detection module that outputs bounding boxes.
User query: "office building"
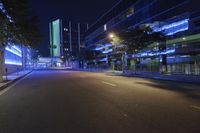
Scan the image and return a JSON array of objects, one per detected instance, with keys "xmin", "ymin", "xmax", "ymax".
[
  {"xmin": 49, "ymin": 19, "xmax": 63, "ymax": 57},
  {"xmin": 50, "ymin": 19, "xmax": 87, "ymax": 59}
]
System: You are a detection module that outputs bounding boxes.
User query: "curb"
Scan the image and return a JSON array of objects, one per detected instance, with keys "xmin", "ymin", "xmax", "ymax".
[
  {"xmin": 0, "ymin": 70, "xmax": 33, "ymax": 92},
  {"xmin": 121, "ymin": 73, "xmax": 200, "ymax": 85},
  {"xmin": 73, "ymin": 69, "xmax": 107, "ymax": 73}
]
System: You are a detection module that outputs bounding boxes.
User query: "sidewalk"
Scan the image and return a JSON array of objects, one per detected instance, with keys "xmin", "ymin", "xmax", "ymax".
[
  {"xmin": 107, "ymin": 70, "xmax": 200, "ymax": 84},
  {"xmin": 0, "ymin": 70, "xmax": 33, "ymax": 90}
]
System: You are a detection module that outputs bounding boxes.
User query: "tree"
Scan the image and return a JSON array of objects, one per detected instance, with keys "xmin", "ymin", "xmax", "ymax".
[
  {"xmin": 120, "ymin": 26, "xmax": 157, "ymax": 53},
  {"xmin": 3, "ymin": 0, "xmax": 42, "ymax": 47},
  {"xmin": 119, "ymin": 26, "xmax": 166, "ymax": 72},
  {"xmin": 0, "ymin": 0, "xmax": 42, "ymax": 81},
  {"xmin": 0, "ymin": 10, "xmax": 12, "ymax": 81},
  {"xmin": 110, "ymin": 35, "xmax": 127, "ymax": 54}
]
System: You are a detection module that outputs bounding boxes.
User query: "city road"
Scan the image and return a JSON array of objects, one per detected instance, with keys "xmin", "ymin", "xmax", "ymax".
[{"xmin": 0, "ymin": 70, "xmax": 199, "ymax": 133}]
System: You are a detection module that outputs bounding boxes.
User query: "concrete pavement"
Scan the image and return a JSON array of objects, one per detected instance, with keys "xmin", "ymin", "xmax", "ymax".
[{"xmin": 0, "ymin": 70, "xmax": 199, "ymax": 133}]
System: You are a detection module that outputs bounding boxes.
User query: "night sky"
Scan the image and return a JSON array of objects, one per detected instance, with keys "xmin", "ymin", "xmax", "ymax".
[{"xmin": 30, "ymin": 0, "xmax": 118, "ymax": 56}]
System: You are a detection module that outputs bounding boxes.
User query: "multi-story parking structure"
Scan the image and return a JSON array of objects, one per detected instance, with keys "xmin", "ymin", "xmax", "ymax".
[{"xmin": 85, "ymin": 0, "xmax": 200, "ymax": 75}]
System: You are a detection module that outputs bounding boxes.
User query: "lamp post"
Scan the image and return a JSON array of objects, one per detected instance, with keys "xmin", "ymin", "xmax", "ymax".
[
  {"xmin": 108, "ymin": 33, "xmax": 115, "ymax": 70},
  {"xmin": 108, "ymin": 33, "xmax": 126, "ymax": 72}
]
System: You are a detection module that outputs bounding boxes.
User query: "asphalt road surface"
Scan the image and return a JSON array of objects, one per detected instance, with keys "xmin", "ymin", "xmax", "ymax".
[{"xmin": 0, "ymin": 70, "xmax": 200, "ymax": 133}]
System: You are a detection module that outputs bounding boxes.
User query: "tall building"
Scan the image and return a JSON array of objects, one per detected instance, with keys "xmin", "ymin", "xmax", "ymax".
[
  {"xmin": 49, "ymin": 19, "xmax": 63, "ymax": 57},
  {"xmin": 49, "ymin": 19, "xmax": 88, "ymax": 59},
  {"xmin": 85, "ymin": 0, "xmax": 200, "ymax": 75}
]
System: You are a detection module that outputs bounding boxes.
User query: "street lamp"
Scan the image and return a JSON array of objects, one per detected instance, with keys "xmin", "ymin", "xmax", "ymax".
[
  {"xmin": 108, "ymin": 32, "xmax": 127, "ymax": 72},
  {"xmin": 108, "ymin": 33, "xmax": 118, "ymax": 70},
  {"xmin": 109, "ymin": 33, "xmax": 115, "ymax": 39}
]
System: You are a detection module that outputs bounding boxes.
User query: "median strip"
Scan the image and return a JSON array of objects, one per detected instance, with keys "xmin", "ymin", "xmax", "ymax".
[{"xmin": 102, "ymin": 81, "xmax": 117, "ymax": 87}]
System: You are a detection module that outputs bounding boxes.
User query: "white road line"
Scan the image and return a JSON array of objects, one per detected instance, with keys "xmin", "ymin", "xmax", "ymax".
[
  {"xmin": 191, "ymin": 105, "xmax": 200, "ymax": 110},
  {"xmin": 0, "ymin": 84, "xmax": 13, "ymax": 96},
  {"xmin": 122, "ymin": 113, "xmax": 128, "ymax": 118},
  {"xmin": 0, "ymin": 72, "xmax": 32, "ymax": 96},
  {"xmin": 0, "ymin": 80, "xmax": 22, "ymax": 96},
  {"xmin": 102, "ymin": 81, "xmax": 117, "ymax": 87}
]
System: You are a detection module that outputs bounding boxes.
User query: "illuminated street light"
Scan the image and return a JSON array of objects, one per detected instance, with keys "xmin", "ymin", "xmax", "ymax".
[{"xmin": 109, "ymin": 33, "xmax": 115, "ymax": 39}]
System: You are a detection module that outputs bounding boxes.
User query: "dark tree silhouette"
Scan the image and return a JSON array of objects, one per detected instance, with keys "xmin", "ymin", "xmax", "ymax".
[
  {"xmin": 120, "ymin": 26, "xmax": 166, "ymax": 54},
  {"xmin": 0, "ymin": 0, "xmax": 42, "ymax": 81}
]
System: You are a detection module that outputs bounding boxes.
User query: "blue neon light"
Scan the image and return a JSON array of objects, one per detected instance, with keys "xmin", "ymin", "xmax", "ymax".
[
  {"xmin": 0, "ymin": 3, "xmax": 13, "ymax": 22},
  {"xmin": 95, "ymin": 43, "xmax": 112, "ymax": 51},
  {"xmin": 153, "ymin": 19, "xmax": 189, "ymax": 36},
  {"xmin": 99, "ymin": 57, "xmax": 108, "ymax": 62},
  {"xmin": 0, "ymin": 3, "xmax": 3, "ymax": 10},
  {"xmin": 12, "ymin": 45, "xmax": 22, "ymax": 53},
  {"xmin": 5, "ymin": 60, "xmax": 22, "ymax": 66},
  {"xmin": 137, "ymin": 49, "xmax": 175, "ymax": 58},
  {"xmin": 165, "ymin": 49, "xmax": 175, "ymax": 54},
  {"xmin": 6, "ymin": 47, "xmax": 22, "ymax": 57},
  {"xmin": 166, "ymin": 27, "xmax": 188, "ymax": 36},
  {"xmin": 5, "ymin": 44, "xmax": 22, "ymax": 66},
  {"xmin": 102, "ymin": 49, "xmax": 113, "ymax": 54}
]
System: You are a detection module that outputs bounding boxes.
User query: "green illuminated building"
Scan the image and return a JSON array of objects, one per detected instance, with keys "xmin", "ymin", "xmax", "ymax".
[{"xmin": 49, "ymin": 19, "xmax": 62, "ymax": 57}]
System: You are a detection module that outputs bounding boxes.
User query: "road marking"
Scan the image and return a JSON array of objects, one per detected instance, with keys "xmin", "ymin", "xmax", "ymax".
[
  {"xmin": 122, "ymin": 113, "xmax": 128, "ymax": 118},
  {"xmin": 191, "ymin": 105, "xmax": 200, "ymax": 110},
  {"xmin": 0, "ymin": 72, "xmax": 32, "ymax": 96},
  {"xmin": 0, "ymin": 85, "xmax": 13, "ymax": 96},
  {"xmin": 102, "ymin": 81, "xmax": 117, "ymax": 87}
]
